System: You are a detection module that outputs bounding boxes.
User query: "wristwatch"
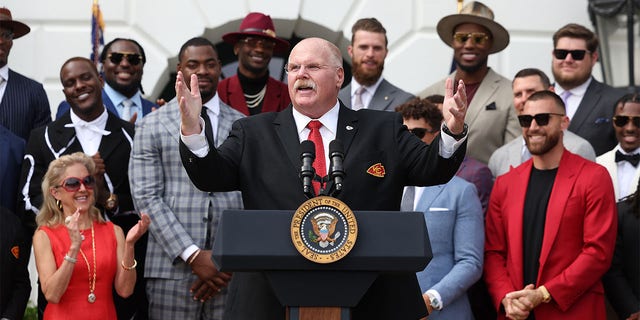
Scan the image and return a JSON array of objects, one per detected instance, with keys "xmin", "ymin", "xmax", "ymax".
[
  {"xmin": 442, "ymin": 123, "xmax": 468, "ymax": 141},
  {"xmin": 105, "ymin": 193, "xmax": 118, "ymax": 212},
  {"xmin": 539, "ymin": 285, "xmax": 551, "ymax": 303},
  {"xmin": 425, "ymin": 291, "xmax": 442, "ymax": 311}
]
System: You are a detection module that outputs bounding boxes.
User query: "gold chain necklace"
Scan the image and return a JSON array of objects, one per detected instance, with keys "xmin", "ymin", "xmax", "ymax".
[{"xmin": 78, "ymin": 222, "xmax": 96, "ymax": 303}]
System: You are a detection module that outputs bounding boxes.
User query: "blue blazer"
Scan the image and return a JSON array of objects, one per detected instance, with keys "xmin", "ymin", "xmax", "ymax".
[
  {"xmin": 416, "ymin": 176, "xmax": 484, "ymax": 320},
  {"xmin": 0, "ymin": 125, "xmax": 25, "ymax": 213},
  {"xmin": 0, "ymin": 69, "xmax": 51, "ymax": 141},
  {"xmin": 54, "ymin": 89, "xmax": 155, "ymax": 120}
]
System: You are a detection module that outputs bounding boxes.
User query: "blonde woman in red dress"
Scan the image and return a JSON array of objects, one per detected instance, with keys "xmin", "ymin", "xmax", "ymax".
[{"xmin": 33, "ymin": 152, "xmax": 149, "ymax": 319}]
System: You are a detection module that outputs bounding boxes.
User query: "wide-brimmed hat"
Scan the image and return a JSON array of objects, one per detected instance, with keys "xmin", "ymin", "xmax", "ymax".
[
  {"xmin": 0, "ymin": 7, "xmax": 30, "ymax": 39},
  {"xmin": 436, "ymin": 1, "xmax": 509, "ymax": 54},
  {"xmin": 222, "ymin": 12, "xmax": 290, "ymax": 54}
]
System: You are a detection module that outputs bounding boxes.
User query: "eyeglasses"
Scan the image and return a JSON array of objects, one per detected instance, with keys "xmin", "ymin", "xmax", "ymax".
[
  {"xmin": 241, "ymin": 37, "xmax": 276, "ymax": 50},
  {"xmin": 553, "ymin": 49, "xmax": 589, "ymax": 61},
  {"xmin": 613, "ymin": 115, "xmax": 640, "ymax": 128},
  {"xmin": 0, "ymin": 30, "xmax": 14, "ymax": 41},
  {"xmin": 107, "ymin": 52, "xmax": 144, "ymax": 65},
  {"xmin": 56, "ymin": 176, "xmax": 95, "ymax": 192},
  {"xmin": 409, "ymin": 127, "xmax": 439, "ymax": 139},
  {"xmin": 284, "ymin": 63, "xmax": 340, "ymax": 74},
  {"xmin": 453, "ymin": 32, "xmax": 489, "ymax": 45},
  {"xmin": 517, "ymin": 113, "xmax": 565, "ymax": 127}
]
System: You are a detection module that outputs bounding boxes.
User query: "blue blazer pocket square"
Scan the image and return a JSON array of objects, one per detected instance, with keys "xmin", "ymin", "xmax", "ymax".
[
  {"xmin": 594, "ymin": 117, "xmax": 610, "ymax": 124},
  {"xmin": 485, "ymin": 102, "xmax": 497, "ymax": 110}
]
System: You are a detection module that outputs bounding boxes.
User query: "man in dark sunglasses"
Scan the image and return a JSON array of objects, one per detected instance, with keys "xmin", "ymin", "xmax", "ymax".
[
  {"xmin": 551, "ymin": 23, "xmax": 626, "ymax": 156},
  {"xmin": 419, "ymin": 1, "xmax": 520, "ymax": 165},
  {"xmin": 55, "ymin": 38, "xmax": 158, "ymax": 124},
  {"xmin": 485, "ymin": 90, "xmax": 617, "ymax": 320},
  {"xmin": 17, "ymin": 56, "xmax": 148, "ymax": 320},
  {"xmin": 596, "ymin": 93, "xmax": 640, "ymax": 200},
  {"xmin": 489, "ymin": 68, "xmax": 596, "ymax": 178}
]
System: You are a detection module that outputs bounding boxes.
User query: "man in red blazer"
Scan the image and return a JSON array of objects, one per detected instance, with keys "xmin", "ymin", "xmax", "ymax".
[
  {"xmin": 484, "ymin": 90, "xmax": 617, "ymax": 320},
  {"xmin": 218, "ymin": 12, "xmax": 290, "ymax": 116}
]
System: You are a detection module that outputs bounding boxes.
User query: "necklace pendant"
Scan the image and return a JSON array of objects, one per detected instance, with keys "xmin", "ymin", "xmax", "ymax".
[
  {"xmin": 88, "ymin": 292, "xmax": 96, "ymax": 303},
  {"xmin": 80, "ymin": 234, "xmax": 85, "ymax": 241}
]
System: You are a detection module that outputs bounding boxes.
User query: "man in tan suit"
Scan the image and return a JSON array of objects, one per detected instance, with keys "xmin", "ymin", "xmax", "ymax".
[{"xmin": 420, "ymin": 1, "xmax": 519, "ymax": 164}]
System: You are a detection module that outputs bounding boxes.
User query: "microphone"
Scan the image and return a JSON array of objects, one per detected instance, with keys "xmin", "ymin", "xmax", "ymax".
[
  {"xmin": 300, "ymin": 140, "xmax": 316, "ymax": 198},
  {"xmin": 328, "ymin": 140, "xmax": 345, "ymax": 196}
]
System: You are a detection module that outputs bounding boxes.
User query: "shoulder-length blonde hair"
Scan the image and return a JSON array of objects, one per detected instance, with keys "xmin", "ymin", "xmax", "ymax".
[{"xmin": 36, "ymin": 152, "xmax": 104, "ymax": 227}]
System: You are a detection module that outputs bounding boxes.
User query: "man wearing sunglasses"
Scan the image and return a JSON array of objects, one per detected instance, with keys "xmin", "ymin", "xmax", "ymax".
[
  {"xmin": 55, "ymin": 38, "xmax": 157, "ymax": 124},
  {"xmin": 217, "ymin": 12, "xmax": 291, "ymax": 116},
  {"xmin": 488, "ymin": 68, "xmax": 596, "ymax": 178},
  {"xmin": 597, "ymin": 93, "xmax": 640, "ymax": 200},
  {"xmin": 419, "ymin": 1, "xmax": 520, "ymax": 164},
  {"xmin": 551, "ymin": 23, "xmax": 626, "ymax": 156},
  {"xmin": 338, "ymin": 18, "xmax": 414, "ymax": 111},
  {"xmin": 485, "ymin": 90, "xmax": 617, "ymax": 320},
  {"xmin": 18, "ymin": 57, "xmax": 148, "ymax": 320}
]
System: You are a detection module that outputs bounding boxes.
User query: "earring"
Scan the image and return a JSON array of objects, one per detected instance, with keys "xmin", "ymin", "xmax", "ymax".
[{"xmin": 56, "ymin": 199, "xmax": 63, "ymax": 211}]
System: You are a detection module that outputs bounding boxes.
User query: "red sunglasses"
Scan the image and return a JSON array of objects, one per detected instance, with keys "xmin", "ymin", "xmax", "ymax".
[{"xmin": 56, "ymin": 176, "xmax": 95, "ymax": 192}]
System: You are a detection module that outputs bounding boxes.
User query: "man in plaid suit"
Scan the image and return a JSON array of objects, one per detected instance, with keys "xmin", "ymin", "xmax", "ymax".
[{"xmin": 129, "ymin": 37, "xmax": 244, "ymax": 320}]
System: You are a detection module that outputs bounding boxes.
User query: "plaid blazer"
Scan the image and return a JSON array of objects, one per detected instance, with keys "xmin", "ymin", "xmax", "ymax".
[{"xmin": 129, "ymin": 98, "xmax": 244, "ymax": 279}]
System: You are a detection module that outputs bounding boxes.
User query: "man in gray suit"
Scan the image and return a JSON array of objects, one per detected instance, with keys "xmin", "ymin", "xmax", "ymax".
[
  {"xmin": 419, "ymin": 2, "xmax": 519, "ymax": 164},
  {"xmin": 551, "ymin": 23, "xmax": 626, "ymax": 156},
  {"xmin": 129, "ymin": 37, "xmax": 244, "ymax": 320},
  {"xmin": 338, "ymin": 18, "xmax": 413, "ymax": 111},
  {"xmin": 489, "ymin": 68, "xmax": 596, "ymax": 178}
]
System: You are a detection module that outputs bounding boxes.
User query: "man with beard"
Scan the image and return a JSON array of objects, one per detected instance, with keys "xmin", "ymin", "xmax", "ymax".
[
  {"xmin": 130, "ymin": 37, "xmax": 244, "ymax": 320},
  {"xmin": 419, "ymin": 1, "xmax": 519, "ymax": 164},
  {"xmin": 18, "ymin": 57, "xmax": 148, "ymax": 319},
  {"xmin": 484, "ymin": 90, "xmax": 617, "ymax": 320},
  {"xmin": 551, "ymin": 23, "xmax": 626, "ymax": 156},
  {"xmin": 217, "ymin": 12, "xmax": 290, "ymax": 116},
  {"xmin": 338, "ymin": 18, "xmax": 414, "ymax": 111},
  {"xmin": 55, "ymin": 38, "xmax": 157, "ymax": 123},
  {"xmin": 488, "ymin": 68, "xmax": 596, "ymax": 178},
  {"xmin": 0, "ymin": 7, "xmax": 51, "ymax": 141},
  {"xmin": 597, "ymin": 93, "xmax": 640, "ymax": 200}
]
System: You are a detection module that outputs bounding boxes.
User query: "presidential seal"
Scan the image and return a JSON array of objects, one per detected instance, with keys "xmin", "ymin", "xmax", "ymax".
[{"xmin": 291, "ymin": 196, "xmax": 357, "ymax": 264}]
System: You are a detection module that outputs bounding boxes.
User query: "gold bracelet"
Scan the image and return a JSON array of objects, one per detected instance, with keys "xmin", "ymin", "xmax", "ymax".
[
  {"xmin": 188, "ymin": 249, "xmax": 201, "ymax": 265},
  {"xmin": 538, "ymin": 285, "xmax": 551, "ymax": 303},
  {"xmin": 121, "ymin": 259, "xmax": 137, "ymax": 271}
]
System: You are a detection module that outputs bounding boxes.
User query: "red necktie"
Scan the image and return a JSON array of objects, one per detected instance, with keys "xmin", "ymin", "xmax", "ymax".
[{"xmin": 307, "ymin": 120, "xmax": 326, "ymax": 195}]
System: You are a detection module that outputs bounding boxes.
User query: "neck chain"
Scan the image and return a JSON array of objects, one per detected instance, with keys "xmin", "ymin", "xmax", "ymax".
[
  {"xmin": 244, "ymin": 85, "xmax": 266, "ymax": 109},
  {"xmin": 78, "ymin": 222, "xmax": 96, "ymax": 303}
]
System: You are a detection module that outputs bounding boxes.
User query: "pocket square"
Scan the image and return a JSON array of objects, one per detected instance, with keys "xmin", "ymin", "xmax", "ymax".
[
  {"xmin": 594, "ymin": 117, "xmax": 610, "ymax": 124},
  {"xmin": 485, "ymin": 102, "xmax": 496, "ymax": 110},
  {"xmin": 429, "ymin": 207, "xmax": 449, "ymax": 211}
]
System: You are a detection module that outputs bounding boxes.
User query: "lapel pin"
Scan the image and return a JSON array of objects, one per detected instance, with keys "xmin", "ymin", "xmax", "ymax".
[
  {"xmin": 346, "ymin": 125, "xmax": 354, "ymax": 131},
  {"xmin": 367, "ymin": 163, "xmax": 385, "ymax": 178},
  {"xmin": 384, "ymin": 96, "xmax": 389, "ymax": 101}
]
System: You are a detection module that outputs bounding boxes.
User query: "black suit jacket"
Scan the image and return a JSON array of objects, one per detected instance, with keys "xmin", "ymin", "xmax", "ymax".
[
  {"xmin": 567, "ymin": 78, "xmax": 626, "ymax": 156},
  {"xmin": 0, "ymin": 69, "xmax": 51, "ymax": 141},
  {"xmin": 180, "ymin": 104, "xmax": 466, "ymax": 319},
  {"xmin": 0, "ymin": 207, "xmax": 30, "ymax": 320}
]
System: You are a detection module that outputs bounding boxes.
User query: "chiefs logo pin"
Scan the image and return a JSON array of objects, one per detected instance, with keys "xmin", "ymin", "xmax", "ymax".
[
  {"xmin": 367, "ymin": 163, "xmax": 385, "ymax": 177},
  {"xmin": 11, "ymin": 246, "xmax": 19, "ymax": 259}
]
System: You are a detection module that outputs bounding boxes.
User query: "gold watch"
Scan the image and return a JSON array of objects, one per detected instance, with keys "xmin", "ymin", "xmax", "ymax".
[
  {"xmin": 539, "ymin": 285, "xmax": 551, "ymax": 303},
  {"xmin": 105, "ymin": 193, "xmax": 118, "ymax": 211}
]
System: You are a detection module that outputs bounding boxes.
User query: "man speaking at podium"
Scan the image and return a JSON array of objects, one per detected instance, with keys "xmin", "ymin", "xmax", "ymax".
[{"xmin": 177, "ymin": 37, "xmax": 469, "ymax": 320}]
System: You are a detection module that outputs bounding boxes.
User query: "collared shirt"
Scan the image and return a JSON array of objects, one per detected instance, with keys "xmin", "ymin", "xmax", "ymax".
[
  {"xmin": 555, "ymin": 77, "xmax": 592, "ymax": 120},
  {"xmin": 291, "ymin": 101, "xmax": 340, "ymax": 166},
  {"xmin": 615, "ymin": 144, "xmax": 640, "ymax": 199},
  {"xmin": 0, "ymin": 65, "xmax": 9, "ymax": 103},
  {"xmin": 350, "ymin": 77, "xmax": 384, "ymax": 109},
  {"xmin": 104, "ymin": 83, "xmax": 144, "ymax": 123},
  {"xmin": 69, "ymin": 108, "xmax": 110, "ymax": 156}
]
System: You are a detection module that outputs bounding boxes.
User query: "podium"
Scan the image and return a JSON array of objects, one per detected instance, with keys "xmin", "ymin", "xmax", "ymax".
[{"xmin": 213, "ymin": 209, "xmax": 432, "ymax": 320}]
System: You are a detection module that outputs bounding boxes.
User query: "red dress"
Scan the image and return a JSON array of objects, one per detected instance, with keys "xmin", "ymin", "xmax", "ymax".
[{"xmin": 41, "ymin": 221, "xmax": 117, "ymax": 319}]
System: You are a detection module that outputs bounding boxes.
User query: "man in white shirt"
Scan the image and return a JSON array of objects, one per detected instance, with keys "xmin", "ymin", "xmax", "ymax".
[{"xmin": 597, "ymin": 94, "xmax": 640, "ymax": 200}]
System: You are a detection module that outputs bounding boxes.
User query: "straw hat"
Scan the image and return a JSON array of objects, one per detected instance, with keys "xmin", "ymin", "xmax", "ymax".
[
  {"xmin": 222, "ymin": 12, "xmax": 290, "ymax": 54},
  {"xmin": 436, "ymin": 1, "xmax": 509, "ymax": 54},
  {"xmin": 0, "ymin": 7, "xmax": 30, "ymax": 39}
]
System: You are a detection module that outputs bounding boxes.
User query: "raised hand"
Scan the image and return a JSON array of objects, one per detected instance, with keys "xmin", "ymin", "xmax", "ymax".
[
  {"xmin": 125, "ymin": 213, "xmax": 150, "ymax": 244},
  {"xmin": 176, "ymin": 71, "xmax": 203, "ymax": 136},
  {"xmin": 443, "ymin": 78, "xmax": 468, "ymax": 134}
]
